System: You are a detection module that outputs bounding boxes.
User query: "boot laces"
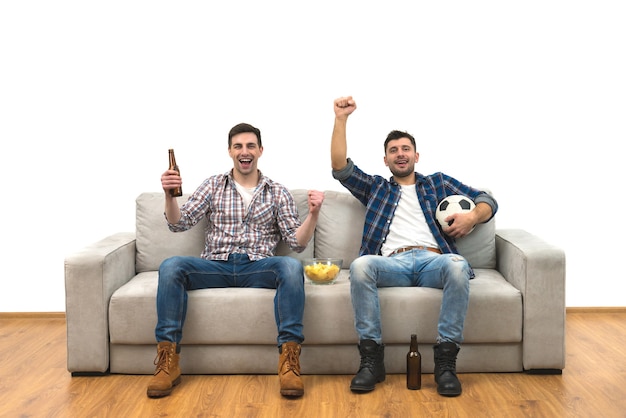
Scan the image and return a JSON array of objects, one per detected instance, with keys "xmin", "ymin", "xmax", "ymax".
[
  {"xmin": 282, "ymin": 346, "xmax": 301, "ymax": 375},
  {"xmin": 359, "ymin": 354, "xmax": 378, "ymax": 372},
  {"xmin": 153, "ymin": 347, "xmax": 171, "ymax": 376},
  {"xmin": 438, "ymin": 356, "xmax": 457, "ymax": 372}
]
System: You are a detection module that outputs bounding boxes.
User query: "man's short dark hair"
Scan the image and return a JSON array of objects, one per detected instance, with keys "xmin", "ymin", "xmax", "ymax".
[
  {"xmin": 228, "ymin": 123, "xmax": 262, "ymax": 148},
  {"xmin": 384, "ymin": 130, "xmax": 416, "ymax": 153}
]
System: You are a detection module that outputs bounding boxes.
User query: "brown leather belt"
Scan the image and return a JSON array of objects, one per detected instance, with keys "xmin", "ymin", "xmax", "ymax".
[{"xmin": 390, "ymin": 245, "xmax": 442, "ymax": 256}]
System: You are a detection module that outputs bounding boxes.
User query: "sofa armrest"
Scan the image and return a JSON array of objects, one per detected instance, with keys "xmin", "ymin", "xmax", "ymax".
[
  {"xmin": 64, "ymin": 232, "xmax": 136, "ymax": 375},
  {"xmin": 495, "ymin": 229, "xmax": 566, "ymax": 372}
]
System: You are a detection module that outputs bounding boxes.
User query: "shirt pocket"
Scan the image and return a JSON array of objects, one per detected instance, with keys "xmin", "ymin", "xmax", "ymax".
[{"xmin": 247, "ymin": 200, "xmax": 277, "ymax": 233}]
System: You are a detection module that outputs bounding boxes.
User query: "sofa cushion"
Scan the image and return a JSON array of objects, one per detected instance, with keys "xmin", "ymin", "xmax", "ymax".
[
  {"xmin": 453, "ymin": 188, "xmax": 497, "ymax": 269},
  {"xmin": 136, "ymin": 193, "xmax": 208, "ymax": 273},
  {"xmin": 313, "ymin": 190, "xmax": 365, "ymax": 266},
  {"xmin": 108, "ymin": 268, "xmax": 521, "ymax": 346},
  {"xmin": 456, "ymin": 217, "xmax": 496, "ymax": 269}
]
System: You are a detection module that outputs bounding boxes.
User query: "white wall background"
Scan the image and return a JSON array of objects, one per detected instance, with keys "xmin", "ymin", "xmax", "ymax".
[{"xmin": 1, "ymin": 1, "xmax": 624, "ymax": 311}]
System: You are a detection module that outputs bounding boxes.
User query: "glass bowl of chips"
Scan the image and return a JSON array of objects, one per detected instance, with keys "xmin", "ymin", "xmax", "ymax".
[{"xmin": 302, "ymin": 258, "xmax": 343, "ymax": 285}]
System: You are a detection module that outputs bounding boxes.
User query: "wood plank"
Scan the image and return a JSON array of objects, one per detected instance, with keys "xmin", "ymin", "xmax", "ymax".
[{"xmin": 0, "ymin": 312, "xmax": 66, "ymax": 318}]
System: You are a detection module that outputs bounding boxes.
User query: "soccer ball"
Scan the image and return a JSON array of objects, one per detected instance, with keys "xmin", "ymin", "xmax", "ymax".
[{"xmin": 435, "ymin": 195, "xmax": 476, "ymax": 233}]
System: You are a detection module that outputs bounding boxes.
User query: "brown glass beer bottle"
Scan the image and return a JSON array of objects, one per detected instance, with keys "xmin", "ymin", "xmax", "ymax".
[
  {"xmin": 168, "ymin": 149, "xmax": 183, "ymax": 197},
  {"xmin": 407, "ymin": 334, "xmax": 421, "ymax": 390}
]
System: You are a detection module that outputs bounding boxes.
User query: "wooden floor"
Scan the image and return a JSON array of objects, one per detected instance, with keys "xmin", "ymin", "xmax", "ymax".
[{"xmin": 1, "ymin": 311, "xmax": 625, "ymax": 417}]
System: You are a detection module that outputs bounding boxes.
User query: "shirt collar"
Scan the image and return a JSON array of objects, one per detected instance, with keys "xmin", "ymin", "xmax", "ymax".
[
  {"xmin": 388, "ymin": 172, "xmax": 422, "ymax": 186},
  {"xmin": 226, "ymin": 169, "xmax": 267, "ymax": 189}
]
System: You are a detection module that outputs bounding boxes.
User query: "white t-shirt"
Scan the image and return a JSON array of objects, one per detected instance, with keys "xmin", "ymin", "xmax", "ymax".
[
  {"xmin": 234, "ymin": 181, "xmax": 256, "ymax": 213},
  {"xmin": 381, "ymin": 184, "xmax": 439, "ymax": 257}
]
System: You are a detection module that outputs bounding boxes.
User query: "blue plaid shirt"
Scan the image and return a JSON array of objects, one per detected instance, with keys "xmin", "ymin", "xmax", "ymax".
[{"xmin": 333, "ymin": 159, "xmax": 498, "ymax": 257}]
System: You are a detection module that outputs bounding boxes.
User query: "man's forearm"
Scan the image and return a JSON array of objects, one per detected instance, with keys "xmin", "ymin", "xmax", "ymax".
[
  {"xmin": 164, "ymin": 196, "xmax": 182, "ymax": 224},
  {"xmin": 472, "ymin": 202, "xmax": 493, "ymax": 225},
  {"xmin": 295, "ymin": 213, "xmax": 319, "ymax": 247},
  {"xmin": 331, "ymin": 118, "xmax": 349, "ymax": 171}
]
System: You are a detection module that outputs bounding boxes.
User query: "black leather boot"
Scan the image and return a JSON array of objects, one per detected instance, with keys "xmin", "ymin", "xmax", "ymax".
[
  {"xmin": 433, "ymin": 342, "xmax": 462, "ymax": 396},
  {"xmin": 350, "ymin": 339, "xmax": 385, "ymax": 392}
]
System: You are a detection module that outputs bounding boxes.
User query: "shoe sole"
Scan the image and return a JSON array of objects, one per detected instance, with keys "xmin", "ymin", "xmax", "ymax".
[
  {"xmin": 350, "ymin": 385, "xmax": 375, "ymax": 393},
  {"xmin": 147, "ymin": 376, "xmax": 182, "ymax": 398},
  {"xmin": 436, "ymin": 379, "xmax": 462, "ymax": 397},
  {"xmin": 438, "ymin": 390, "xmax": 462, "ymax": 397},
  {"xmin": 280, "ymin": 389, "xmax": 304, "ymax": 397},
  {"xmin": 350, "ymin": 375, "xmax": 385, "ymax": 393}
]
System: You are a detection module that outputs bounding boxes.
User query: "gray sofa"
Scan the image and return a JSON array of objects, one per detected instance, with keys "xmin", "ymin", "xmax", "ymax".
[{"xmin": 64, "ymin": 190, "xmax": 566, "ymax": 376}]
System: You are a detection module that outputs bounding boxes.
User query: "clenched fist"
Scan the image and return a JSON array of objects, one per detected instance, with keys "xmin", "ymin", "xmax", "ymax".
[
  {"xmin": 334, "ymin": 96, "xmax": 357, "ymax": 119},
  {"xmin": 307, "ymin": 190, "xmax": 324, "ymax": 215}
]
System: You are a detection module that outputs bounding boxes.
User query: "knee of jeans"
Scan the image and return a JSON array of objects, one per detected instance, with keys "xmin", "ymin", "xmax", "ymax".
[
  {"xmin": 349, "ymin": 256, "xmax": 375, "ymax": 283},
  {"xmin": 276, "ymin": 256, "xmax": 303, "ymax": 277},
  {"xmin": 443, "ymin": 255, "xmax": 471, "ymax": 282},
  {"xmin": 159, "ymin": 257, "xmax": 185, "ymax": 280}
]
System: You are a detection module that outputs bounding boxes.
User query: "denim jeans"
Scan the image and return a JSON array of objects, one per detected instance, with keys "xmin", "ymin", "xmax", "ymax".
[
  {"xmin": 155, "ymin": 253, "xmax": 305, "ymax": 347},
  {"xmin": 350, "ymin": 249, "xmax": 471, "ymax": 345}
]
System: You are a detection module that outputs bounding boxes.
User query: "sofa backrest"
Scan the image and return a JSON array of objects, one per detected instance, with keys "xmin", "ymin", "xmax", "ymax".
[
  {"xmin": 274, "ymin": 189, "xmax": 367, "ymax": 267},
  {"xmin": 456, "ymin": 216, "xmax": 496, "ymax": 269},
  {"xmin": 136, "ymin": 193, "xmax": 208, "ymax": 272},
  {"xmin": 308, "ymin": 190, "xmax": 365, "ymax": 266},
  {"xmin": 135, "ymin": 189, "xmax": 496, "ymax": 273}
]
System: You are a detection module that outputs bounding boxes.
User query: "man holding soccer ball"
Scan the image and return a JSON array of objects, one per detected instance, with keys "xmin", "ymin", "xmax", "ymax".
[{"xmin": 330, "ymin": 96, "xmax": 498, "ymax": 397}]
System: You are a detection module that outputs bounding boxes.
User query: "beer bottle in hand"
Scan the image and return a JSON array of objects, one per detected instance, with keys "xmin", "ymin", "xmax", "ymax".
[{"xmin": 168, "ymin": 149, "xmax": 183, "ymax": 197}]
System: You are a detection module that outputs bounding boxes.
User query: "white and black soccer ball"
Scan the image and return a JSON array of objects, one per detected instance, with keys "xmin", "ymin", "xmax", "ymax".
[{"xmin": 435, "ymin": 195, "xmax": 476, "ymax": 233}]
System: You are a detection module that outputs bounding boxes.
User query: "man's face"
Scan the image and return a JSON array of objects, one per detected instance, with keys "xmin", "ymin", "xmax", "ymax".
[
  {"xmin": 228, "ymin": 132, "xmax": 263, "ymax": 176},
  {"xmin": 383, "ymin": 137, "xmax": 419, "ymax": 179}
]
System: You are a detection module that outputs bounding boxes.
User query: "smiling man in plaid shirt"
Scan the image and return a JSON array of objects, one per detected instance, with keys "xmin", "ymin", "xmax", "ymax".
[{"xmin": 148, "ymin": 123, "xmax": 324, "ymax": 399}]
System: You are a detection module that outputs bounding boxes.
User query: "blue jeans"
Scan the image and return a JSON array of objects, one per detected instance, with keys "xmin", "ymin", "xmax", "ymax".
[
  {"xmin": 350, "ymin": 249, "xmax": 471, "ymax": 345},
  {"xmin": 155, "ymin": 254, "xmax": 305, "ymax": 347}
]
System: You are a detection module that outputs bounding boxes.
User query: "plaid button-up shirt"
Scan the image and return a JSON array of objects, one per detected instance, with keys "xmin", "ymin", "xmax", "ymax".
[
  {"xmin": 167, "ymin": 170, "xmax": 305, "ymax": 261},
  {"xmin": 333, "ymin": 158, "xmax": 498, "ymax": 257}
]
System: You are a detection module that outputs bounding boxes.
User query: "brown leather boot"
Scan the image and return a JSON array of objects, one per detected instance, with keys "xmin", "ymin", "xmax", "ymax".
[
  {"xmin": 146, "ymin": 341, "xmax": 181, "ymax": 398},
  {"xmin": 278, "ymin": 342, "xmax": 304, "ymax": 397}
]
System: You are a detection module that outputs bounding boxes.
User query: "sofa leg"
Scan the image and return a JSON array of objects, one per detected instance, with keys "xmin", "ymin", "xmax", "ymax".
[
  {"xmin": 524, "ymin": 368, "xmax": 563, "ymax": 375},
  {"xmin": 71, "ymin": 370, "xmax": 110, "ymax": 377}
]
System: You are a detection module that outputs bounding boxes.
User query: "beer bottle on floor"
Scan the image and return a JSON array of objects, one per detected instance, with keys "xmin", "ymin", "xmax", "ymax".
[{"xmin": 407, "ymin": 334, "xmax": 421, "ymax": 390}]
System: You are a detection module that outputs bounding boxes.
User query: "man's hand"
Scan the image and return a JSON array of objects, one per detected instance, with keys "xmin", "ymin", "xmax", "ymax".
[
  {"xmin": 334, "ymin": 96, "xmax": 357, "ymax": 119},
  {"xmin": 442, "ymin": 212, "xmax": 475, "ymax": 238},
  {"xmin": 307, "ymin": 190, "xmax": 325, "ymax": 215},
  {"xmin": 160, "ymin": 169, "xmax": 183, "ymax": 223},
  {"xmin": 161, "ymin": 169, "xmax": 182, "ymax": 195},
  {"xmin": 296, "ymin": 190, "xmax": 325, "ymax": 247},
  {"xmin": 443, "ymin": 202, "xmax": 492, "ymax": 238},
  {"xmin": 331, "ymin": 96, "xmax": 355, "ymax": 171}
]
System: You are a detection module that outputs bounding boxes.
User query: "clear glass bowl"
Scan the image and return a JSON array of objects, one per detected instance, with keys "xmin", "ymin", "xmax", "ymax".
[{"xmin": 302, "ymin": 258, "xmax": 343, "ymax": 285}]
